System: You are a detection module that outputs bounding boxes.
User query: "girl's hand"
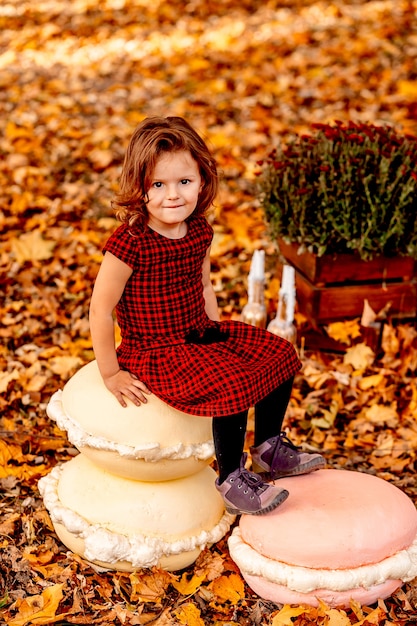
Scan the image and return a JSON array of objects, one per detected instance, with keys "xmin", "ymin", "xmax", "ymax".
[{"xmin": 104, "ymin": 370, "xmax": 151, "ymax": 407}]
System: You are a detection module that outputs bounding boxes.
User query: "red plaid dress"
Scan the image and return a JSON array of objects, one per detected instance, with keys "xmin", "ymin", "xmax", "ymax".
[{"xmin": 103, "ymin": 216, "xmax": 301, "ymax": 417}]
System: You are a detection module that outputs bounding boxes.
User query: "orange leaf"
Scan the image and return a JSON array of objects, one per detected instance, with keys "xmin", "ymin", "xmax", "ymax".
[
  {"xmin": 397, "ymin": 79, "xmax": 417, "ymax": 97},
  {"xmin": 171, "ymin": 573, "xmax": 206, "ymax": 595},
  {"xmin": 7, "ymin": 583, "xmax": 65, "ymax": 626},
  {"xmin": 174, "ymin": 602, "xmax": 205, "ymax": 626},
  {"xmin": 324, "ymin": 608, "xmax": 352, "ymax": 625},
  {"xmin": 0, "ymin": 440, "xmax": 48, "ymax": 479},
  {"xmin": 0, "ymin": 512, "xmax": 20, "ymax": 536},
  {"xmin": 326, "ymin": 320, "xmax": 361, "ymax": 345},
  {"xmin": 23, "ymin": 548, "xmax": 55, "ymax": 567},
  {"xmin": 194, "ymin": 550, "xmax": 225, "ymax": 581},
  {"xmin": 209, "ymin": 573, "xmax": 245, "ymax": 604},
  {"xmin": 352, "ymin": 606, "xmax": 386, "ymax": 625},
  {"xmin": 0, "ymin": 440, "xmax": 24, "ymax": 465},
  {"xmin": 358, "ymin": 374, "xmax": 384, "ymax": 390},
  {"xmin": 128, "ymin": 569, "xmax": 171, "ymax": 603},
  {"xmin": 271, "ymin": 604, "xmax": 310, "ymax": 625}
]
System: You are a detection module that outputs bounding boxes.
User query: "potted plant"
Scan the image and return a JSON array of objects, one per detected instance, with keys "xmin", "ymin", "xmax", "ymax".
[{"xmin": 256, "ymin": 121, "xmax": 417, "ymax": 325}]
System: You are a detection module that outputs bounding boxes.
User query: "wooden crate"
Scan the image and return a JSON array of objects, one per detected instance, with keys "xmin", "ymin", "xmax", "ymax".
[
  {"xmin": 277, "ymin": 240, "xmax": 417, "ymax": 326},
  {"xmin": 295, "ymin": 272, "xmax": 417, "ymax": 325},
  {"xmin": 278, "ymin": 239, "xmax": 416, "ymax": 285}
]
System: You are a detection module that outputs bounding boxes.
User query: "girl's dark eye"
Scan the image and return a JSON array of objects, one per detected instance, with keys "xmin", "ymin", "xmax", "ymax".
[
  {"xmin": 153, "ymin": 182, "xmax": 163, "ymax": 188},
  {"xmin": 181, "ymin": 179, "xmax": 190, "ymax": 185}
]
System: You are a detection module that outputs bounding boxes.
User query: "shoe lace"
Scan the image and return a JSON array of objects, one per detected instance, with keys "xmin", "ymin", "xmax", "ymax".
[
  {"xmin": 233, "ymin": 454, "xmax": 268, "ymax": 495},
  {"xmin": 277, "ymin": 431, "xmax": 300, "ymax": 451},
  {"xmin": 267, "ymin": 432, "xmax": 299, "ymax": 473},
  {"xmin": 236, "ymin": 467, "xmax": 268, "ymax": 495}
]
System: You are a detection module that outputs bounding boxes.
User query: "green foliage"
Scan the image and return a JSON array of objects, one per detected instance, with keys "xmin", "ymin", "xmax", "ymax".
[{"xmin": 258, "ymin": 121, "xmax": 417, "ymax": 260}]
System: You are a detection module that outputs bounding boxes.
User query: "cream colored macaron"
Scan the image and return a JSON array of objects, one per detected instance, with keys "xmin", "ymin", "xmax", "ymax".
[
  {"xmin": 47, "ymin": 360, "xmax": 214, "ymax": 481},
  {"xmin": 229, "ymin": 469, "xmax": 417, "ymax": 607},
  {"xmin": 39, "ymin": 454, "xmax": 235, "ymax": 572}
]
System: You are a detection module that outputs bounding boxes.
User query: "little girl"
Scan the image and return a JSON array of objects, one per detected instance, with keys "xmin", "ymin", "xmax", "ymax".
[{"xmin": 89, "ymin": 116, "xmax": 325, "ymax": 516}]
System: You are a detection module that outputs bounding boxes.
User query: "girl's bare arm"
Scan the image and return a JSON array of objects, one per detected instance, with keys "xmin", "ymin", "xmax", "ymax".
[
  {"xmin": 89, "ymin": 252, "xmax": 151, "ymax": 407},
  {"xmin": 201, "ymin": 247, "xmax": 220, "ymax": 322}
]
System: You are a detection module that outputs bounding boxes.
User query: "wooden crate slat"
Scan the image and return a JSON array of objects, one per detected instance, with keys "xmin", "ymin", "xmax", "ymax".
[
  {"xmin": 278, "ymin": 239, "xmax": 416, "ymax": 286},
  {"xmin": 295, "ymin": 272, "xmax": 417, "ymax": 325}
]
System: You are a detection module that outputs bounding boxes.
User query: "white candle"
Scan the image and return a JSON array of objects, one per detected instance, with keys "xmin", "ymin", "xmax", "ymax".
[{"xmin": 281, "ymin": 265, "xmax": 295, "ymax": 324}]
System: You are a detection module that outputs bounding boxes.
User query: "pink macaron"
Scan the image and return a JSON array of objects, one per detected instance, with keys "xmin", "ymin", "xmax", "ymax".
[{"xmin": 229, "ymin": 469, "xmax": 417, "ymax": 607}]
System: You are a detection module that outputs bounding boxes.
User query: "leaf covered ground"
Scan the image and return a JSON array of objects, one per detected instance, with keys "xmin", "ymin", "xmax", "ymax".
[{"xmin": 1, "ymin": 0, "xmax": 417, "ymax": 624}]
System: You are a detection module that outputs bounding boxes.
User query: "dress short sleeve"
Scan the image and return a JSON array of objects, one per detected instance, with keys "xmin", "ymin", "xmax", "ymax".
[{"xmin": 103, "ymin": 224, "xmax": 141, "ymax": 269}]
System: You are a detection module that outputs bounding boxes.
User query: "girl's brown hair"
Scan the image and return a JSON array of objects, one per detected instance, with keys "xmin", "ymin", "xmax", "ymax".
[{"xmin": 112, "ymin": 116, "xmax": 218, "ymax": 229}]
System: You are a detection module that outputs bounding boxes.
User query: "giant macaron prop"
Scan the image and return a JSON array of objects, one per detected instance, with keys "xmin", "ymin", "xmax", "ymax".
[
  {"xmin": 44, "ymin": 359, "xmax": 215, "ymax": 481},
  {"xmin": 228, "ymin": 469, "xmax": 417, "ymax": 607},
  {"xmin": 38, "ymin": 360, "xmax": 235, "ymax": 571}
]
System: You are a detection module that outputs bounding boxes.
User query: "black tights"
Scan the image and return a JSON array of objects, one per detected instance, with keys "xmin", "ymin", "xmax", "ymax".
[{"xmin": 212, "ymin": 377, "xmax": 294, "ymax": 483}]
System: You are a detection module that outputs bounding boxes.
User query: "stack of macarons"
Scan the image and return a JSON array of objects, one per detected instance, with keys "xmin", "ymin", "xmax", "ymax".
[{"xmin": 39, "ymin": 360, "xmax": 234, "ymax": 571}]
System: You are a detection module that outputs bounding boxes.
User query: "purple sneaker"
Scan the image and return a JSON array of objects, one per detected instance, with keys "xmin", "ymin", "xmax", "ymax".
[
  {"xmin": 216, "ymin": 453, "xmax": 289, "ymax": 515},
  {"xmin": 251, "ymin": 432, "xmax": 326, "ymax": 480}
]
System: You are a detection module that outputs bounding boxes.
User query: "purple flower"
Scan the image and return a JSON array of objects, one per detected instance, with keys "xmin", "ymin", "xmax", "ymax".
[{"xmin": 258, "ymin": 121, "xmax": 417, "ymax": 260}]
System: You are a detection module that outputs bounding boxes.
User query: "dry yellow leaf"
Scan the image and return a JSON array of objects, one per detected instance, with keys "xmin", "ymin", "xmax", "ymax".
[
  {"xmin": 226, "ymin": 210, "xmax": 262, "ymax": 250},
  {"xmin": 362, "ymin": 403, "xmax": 398, "ymax": 425},
  {"xmin": 11, "ymin": 230, "xmax": 55, "ymax": 263},
  {"xmin": 0, "ymin": 369, "xmax": 20, "ymax": 393},
  {"xmin": 188, "ymin": 57, "xmax": 210, "ymax": 71},
  {"xmin": 25, "ymin": 374, "xmax": 48, "ymax": 392},
  {"xmin": 397, "ymin": 324, "xmax": 417, "ymax": 348},
  {"xmin": 48, "ymin": 356, "xmax": 83, "ymax": 378},
  {"xmin": 352, "ymin": 606, "xmax": 386, "ymax": 625},
  {"xmin": 311, "ymin": 398, "xmax": 340, "ymax": 429},
  {"xmin": 151, "ymin": 607, "xmax": 178, "ymax": 625},
  {"xmin": 25, "ymin": 562, "xmax": 67, "ymax": 579},
  {"xmin": 358, "ymin": 373, "xmax": 384, "ymax": 390},
  {"xmin": 343, "ymin": 343, "xmax": 375, "ymax": 371},
  {"xmin": 23, "ymin": 548, "xmax": 55, "ymax": 566},
  {"xmin": 129, "ymin": 569, "xmax": 171, "ymax": 603},
  {"xmin": 302, "ymin": 363, "xmax": 332, "ymax": 389},
  {"xmin": 0, "ymin": 512, "xmax": 20, "ymax": 536},
  {"xmin": 373, "ymin": 432, "xmax": 394, "ymax": 456},
  {"xmin": 0, "ymin": 439, "xmax": 23, "ymax": 465},
  {"xmin": 325, "ymin": 607, "xmax": 352, "ymax": 626},
  {"xmin": 171, "ymin": 572, "xmax": 206, "ymax": 595},
  {"xmin": 6, "ymin": 583, "xmax": 65, "ymax": 626},
  {"xmin": 326, "ymin": 320, "xmax": 361, "ymax": 345},
  {"xmin": 6, "ymin": 121, "xmax": 32, "ymax": 139},
  {"xmin": 402, "ymin": 381, "xmax": 417, "ymax": 418},
  {"xmin": 397, "ymin": 79, "xmax": 417, "ymax": 97},
  {"xmin": 211, "ymin": 232, "xmax": 236, "ymax": 258},
  {"xmin": 89, "ymin": 148, "xmax": 114, "ymax": 169},
  {"xmin": 194, "ymin": 550, "xmax": 225, "ymax": 582},
  {"xmin": 174, "ymin": 603, "xmax": 205, "ymax": 626},
  {"xmin": 209, "ymin": 573, "xmax": 245, "ymax": 604},
  {"xmin": 0, "ymin": 461, "xmax": 49, "ymax": 481},
  {"xmin": 381, "ymin": 325, "xmax": 400, "ymax": 356},
  {"xmin": 1, "ymin": 419, "xmax": 18, "ymax": 433},
  {"xmin": 360, "ymin": 299, "xmax": 377, "ymax": 326},
  {"xmin": 271, "ymin": 604, "xmax": 308, "ymax": 625}
]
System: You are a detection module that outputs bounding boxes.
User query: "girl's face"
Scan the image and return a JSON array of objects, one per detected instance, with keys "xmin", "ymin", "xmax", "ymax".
[{"xmin": 145, "ymin": 150, "xmax": 202, "ymax": 236}]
